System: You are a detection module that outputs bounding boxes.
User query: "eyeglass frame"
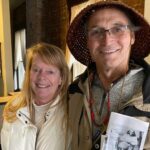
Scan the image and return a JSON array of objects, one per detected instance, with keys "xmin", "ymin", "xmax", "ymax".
[{"xmin": 87, "ymin": 24, "xmax": 140, "ymax": 40}]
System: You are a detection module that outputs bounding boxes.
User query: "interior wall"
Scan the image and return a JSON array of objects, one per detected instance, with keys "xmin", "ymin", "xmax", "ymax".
[
  {"xmin": 144, "ymin": 0, "xmax": 150, "ymax": 63},
  {"xmin": 0, "ymin": 0, "xmax": 13, "ymax": 96},
  {"xmin": 26, "ymin": 0, "xmax": 69, "ymax": 51},
  {"xmin": 144, "ymin": 0, "xmax": 150, "ymax": 23}
]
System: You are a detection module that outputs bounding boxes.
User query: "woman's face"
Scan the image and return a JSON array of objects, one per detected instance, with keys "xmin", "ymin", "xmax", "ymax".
[{"xmin": 30, "ymin": 54, "xmax": 62, "ymax": 105}]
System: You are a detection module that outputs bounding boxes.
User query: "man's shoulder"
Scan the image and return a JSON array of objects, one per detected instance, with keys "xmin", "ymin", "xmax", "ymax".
[
  {"xmin": 132, "ymin": 59, "xmax": 150, "ymax": 103},
  {"xmin": 68, "ymin": 78, "xmax": 83, "ymax": 94},
  {"xmin": 68, "ymin": 69, "xmax": 88, "ymax": 94},
  {"xmin": 143, "ymin": 64, "xmax": 150, "ymax": 103}
]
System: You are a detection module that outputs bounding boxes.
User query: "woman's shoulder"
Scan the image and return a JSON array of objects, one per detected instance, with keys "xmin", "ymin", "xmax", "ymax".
[{"xmin": 3, "ymin": 92, "xmax": 27, "ymax": 123}]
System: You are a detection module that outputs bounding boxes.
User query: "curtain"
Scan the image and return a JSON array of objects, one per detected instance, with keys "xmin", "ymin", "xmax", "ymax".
[{"xmin": 14, "ymin": 29, "xmax": 26, "ymax": 91}]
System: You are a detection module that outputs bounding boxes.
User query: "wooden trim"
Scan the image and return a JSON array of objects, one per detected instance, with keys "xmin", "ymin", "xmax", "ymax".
[
  {"xmin": 0, "ymin": 96, "xmax": 11, "ymax": 103},
  {"xmin": 0, "ymin": 43, "xmax": 1, "ymax": 77}
]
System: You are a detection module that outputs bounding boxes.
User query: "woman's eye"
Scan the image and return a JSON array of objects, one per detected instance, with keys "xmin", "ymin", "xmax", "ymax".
[
  {"xmin": 46, "ymin": 70, "xmax": 54, "ymax": 74},
  {"xmin": 32, "ymin": 68, "xmax": 39, "ymax": 72}
]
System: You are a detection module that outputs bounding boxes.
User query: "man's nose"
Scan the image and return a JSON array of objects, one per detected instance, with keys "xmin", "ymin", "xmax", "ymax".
[
  {"xmin": 100, "ymin": 32, "xmax": 115, "ymax": 45},
  {"xmin": 104, "ymin": 29, "xmax": 112, "ymax": 36}
]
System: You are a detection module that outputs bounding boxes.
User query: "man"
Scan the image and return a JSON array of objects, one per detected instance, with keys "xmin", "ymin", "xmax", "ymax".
[{"xmin": 67, "ymin": 1, "xmax": 150, "ymax": 150}]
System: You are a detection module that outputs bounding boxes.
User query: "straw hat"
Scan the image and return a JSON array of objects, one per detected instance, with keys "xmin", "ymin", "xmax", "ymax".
[{"xmin": 67, "ymin": 1, "xmax": 150, "ymax": 66}]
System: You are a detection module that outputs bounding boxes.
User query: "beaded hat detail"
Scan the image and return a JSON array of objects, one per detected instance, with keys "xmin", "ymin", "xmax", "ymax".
[{"xmin": 67, "ymin": 1, "xmax": 150, "ymax": 66}]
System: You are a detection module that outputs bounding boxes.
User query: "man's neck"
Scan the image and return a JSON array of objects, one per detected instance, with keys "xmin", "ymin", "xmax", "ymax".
[{"xmin": 96, "ymin": 65, "xmax": 128, "ymax": 91}]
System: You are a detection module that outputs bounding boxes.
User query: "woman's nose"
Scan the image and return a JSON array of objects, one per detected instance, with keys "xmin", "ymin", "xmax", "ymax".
[{"xmin": 38, "ymin": 70, "xmax": 46, "ymax": 78}]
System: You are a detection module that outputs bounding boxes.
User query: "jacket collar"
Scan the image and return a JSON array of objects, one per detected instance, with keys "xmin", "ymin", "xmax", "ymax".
[
  {"xmin": 16, "ymin": 107, "xmax": 32, "ymax": 125},
  {"xmin": 16, "ymin": 95, "xmax": 61, "ymax": 125}
]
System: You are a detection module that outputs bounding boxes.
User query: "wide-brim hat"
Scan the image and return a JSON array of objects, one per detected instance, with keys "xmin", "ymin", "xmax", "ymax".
[{"xmin": 67, "ymin": 1, "xmax": 150, "ymax": 66}]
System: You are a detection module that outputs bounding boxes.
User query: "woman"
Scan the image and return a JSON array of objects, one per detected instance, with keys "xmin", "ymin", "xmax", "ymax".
[{"xmin": 1, "ymin": 43, "xmax": 70, "ymax": 150}]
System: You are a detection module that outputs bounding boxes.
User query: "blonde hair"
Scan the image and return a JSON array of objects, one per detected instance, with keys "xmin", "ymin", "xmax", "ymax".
[{"xmin": 3, "ymin": 42, "xmax": 69, "ymax": 123}]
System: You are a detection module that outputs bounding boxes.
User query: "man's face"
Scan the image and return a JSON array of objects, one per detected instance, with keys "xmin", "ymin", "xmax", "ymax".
[{"xmin": 87, "ymin": 8, "xmax": 135, "ymax": 70}]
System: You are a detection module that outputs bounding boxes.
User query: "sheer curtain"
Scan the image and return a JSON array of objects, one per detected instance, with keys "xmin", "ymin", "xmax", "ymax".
[{"xmin": 14, "ymin": 29, "xmax": 26, "ymax": 91}]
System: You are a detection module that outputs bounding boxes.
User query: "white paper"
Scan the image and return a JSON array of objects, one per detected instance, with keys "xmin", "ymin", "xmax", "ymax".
[
  {"xmin": 100, "ymin": 134, "xmax": 107, "ymax": 150},
  {"xmin": 103, "ymin": 112, "xmax": 149, "ymax": 150}
]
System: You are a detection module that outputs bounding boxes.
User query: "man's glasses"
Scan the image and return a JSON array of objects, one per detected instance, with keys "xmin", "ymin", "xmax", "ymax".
[{"xmin": 88, "ymin": 25, "xmax": 132, "ymax": 40}]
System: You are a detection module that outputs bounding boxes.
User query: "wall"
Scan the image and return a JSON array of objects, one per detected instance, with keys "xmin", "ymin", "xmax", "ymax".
[
  {"xmin": 0, "ymin": 0, "xmax": 13, "ymax": 96},
  {"xmin": 144, "ymin": 0, "xmax": 150, "ymax": 23},
  {"xmin": 144, "ymin": 0, "xmax": 150, "ymax": 63},
  {"xmin": 26, "ymin": 0, "xmax": 69, "ymax": 51}
]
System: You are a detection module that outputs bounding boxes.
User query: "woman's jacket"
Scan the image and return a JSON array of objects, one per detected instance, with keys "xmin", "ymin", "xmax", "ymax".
[{"xmin": 1, "ymin": 98, "xmax": 70, "ymax": 150}]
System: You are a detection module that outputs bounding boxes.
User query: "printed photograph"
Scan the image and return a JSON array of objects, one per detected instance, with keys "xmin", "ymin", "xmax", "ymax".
[{"xmin": 107, "ymin": 127, "xmax": 143, "ymax": 150}]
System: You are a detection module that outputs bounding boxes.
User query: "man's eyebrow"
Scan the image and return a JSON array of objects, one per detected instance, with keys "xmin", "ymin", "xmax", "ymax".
[
  {"xmin": 113, "ymin": 22, "xmax": 128, "ymax": 26},
  {"xmin": 89, "ymin": 23, "xmax": 127, "ymax": 29}
]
